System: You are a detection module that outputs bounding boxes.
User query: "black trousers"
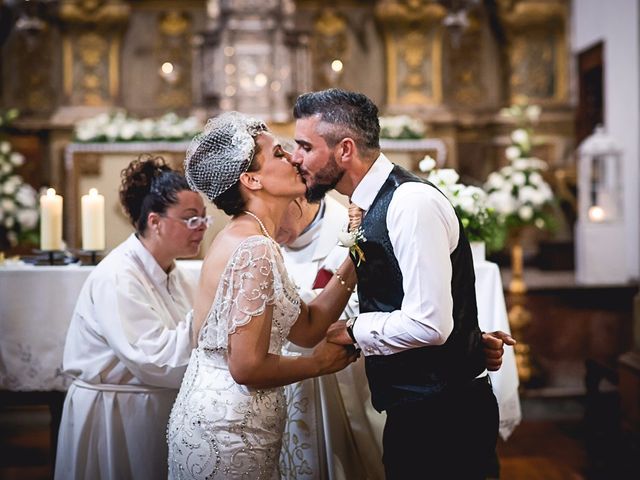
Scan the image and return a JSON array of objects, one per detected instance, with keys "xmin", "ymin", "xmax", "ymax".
[{"xmin": 382, "ymin": 376, "xmax": 499, "ymax": 480}]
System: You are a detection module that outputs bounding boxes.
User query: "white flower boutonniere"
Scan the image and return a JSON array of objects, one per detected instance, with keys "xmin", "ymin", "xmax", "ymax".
[{"xmin": 338, "ymin": 227, "xmax": 367, "ymax": 266}]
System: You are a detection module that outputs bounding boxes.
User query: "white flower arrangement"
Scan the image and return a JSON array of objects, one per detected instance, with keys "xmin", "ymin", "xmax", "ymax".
[
  {"xmin": 499, "ymin": 102, "xmax": 541, "ymax": 158},
  {"xmin": 484, "ymin": 160, "xmax": 554, "ymax": 229},
  {"xmin": 419, "ymin": 155, "xmax": 505, "ymax": 252},
  {"xmin": 74, "ymin": 111, "xmax": 203, "ymax": 143},
  {"xmin": 485, "ymin": 103, "xmax": 555, "ymax": 231},
  {"xmin": 379, "ymin": 115, "xmax": 426, "ymax": 139},
  {"xmin": 0, "ymin": 138, "xmax": 39, "ymax": 248}
]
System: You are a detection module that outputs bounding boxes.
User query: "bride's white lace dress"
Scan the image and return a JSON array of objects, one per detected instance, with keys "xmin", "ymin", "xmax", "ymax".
[{"xmin": 167, "ymin": 236, "xmax": 301, "ymax": 479}]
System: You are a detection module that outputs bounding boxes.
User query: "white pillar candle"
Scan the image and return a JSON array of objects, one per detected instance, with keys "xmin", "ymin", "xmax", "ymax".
[
  {"xmin": 40, "ymin": 188, "xmax": 63, "ymax": 251},
  {"xmin": 81, "ymin": 188, "xmax": 105, "ymax": 251}
]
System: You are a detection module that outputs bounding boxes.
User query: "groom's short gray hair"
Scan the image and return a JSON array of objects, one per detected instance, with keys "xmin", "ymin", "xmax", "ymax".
[{"xmin": 293, "ymin": 89, "xmax": 380, "ymax": 154}]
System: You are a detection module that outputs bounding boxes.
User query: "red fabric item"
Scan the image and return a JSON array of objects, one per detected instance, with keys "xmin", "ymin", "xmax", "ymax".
[{"xmin": 312, "ymin": 268, "xmax": 333, "ymax": 289}]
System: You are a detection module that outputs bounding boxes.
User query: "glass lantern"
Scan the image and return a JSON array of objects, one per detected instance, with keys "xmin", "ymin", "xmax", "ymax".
[
  {"xmin": 578, "ymin": 125, "xmax": 623, "ymax": 223},
  {"xmin": 575, "ymin": 125, "xmax": 628, "ymax": 284}
]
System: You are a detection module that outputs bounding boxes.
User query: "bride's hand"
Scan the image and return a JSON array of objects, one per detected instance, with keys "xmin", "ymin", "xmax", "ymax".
[
  {"xmin": 325, "ymin": 320, "xmax": 353, "ymax": 346},
  {"xmin": 312, "ymin": 338, "xmax": 359, "ymax": 376}
]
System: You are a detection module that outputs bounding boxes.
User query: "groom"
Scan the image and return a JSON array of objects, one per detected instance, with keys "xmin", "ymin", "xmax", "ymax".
[{"xmin": 290, "ymin": 88, "xmax": 506, "ymax": 479}]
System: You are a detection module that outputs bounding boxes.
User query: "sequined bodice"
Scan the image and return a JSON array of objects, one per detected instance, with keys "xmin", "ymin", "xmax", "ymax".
[
  {"xmin": 198, "ymin": 235, "xmax": 301, "ymax": 354},
  {"xmin": 168, "ymin": 236, "xmax": 301, "ymax": 479}
]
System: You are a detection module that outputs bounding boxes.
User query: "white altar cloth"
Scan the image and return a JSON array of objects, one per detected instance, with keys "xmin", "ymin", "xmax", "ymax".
[
  {"xmin": 0, "ymin": 263, "xmax": 93, "ymax": 391},
  {"xmin": 476, "ymin": 260, "xmax": 522, "ymax": 440}
]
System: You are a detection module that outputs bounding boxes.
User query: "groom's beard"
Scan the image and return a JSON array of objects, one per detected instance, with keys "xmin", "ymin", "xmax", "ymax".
[{"xmin": 305, "ymin": 152, "xmax": 344, "ymax": 203}]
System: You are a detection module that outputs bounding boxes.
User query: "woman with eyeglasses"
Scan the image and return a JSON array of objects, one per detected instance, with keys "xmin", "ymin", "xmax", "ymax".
[{"xmin": 55, "ymin": 155, "xmax": 211, "ymax": 480}]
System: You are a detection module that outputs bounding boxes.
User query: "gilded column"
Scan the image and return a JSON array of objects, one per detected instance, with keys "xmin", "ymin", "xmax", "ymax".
[
  {"xmin": 156, "ymin": 11, "xmax": 193, "ymax": 111},
  {"xmin": 59, "ymin": 0, "xmax": 131, "ymax": 107},
  {"xmin": 311, "ymin": 8, "xmax": 349, "ymax": 90}
]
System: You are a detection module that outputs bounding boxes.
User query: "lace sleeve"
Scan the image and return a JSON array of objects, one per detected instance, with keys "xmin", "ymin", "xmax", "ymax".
[{"xmin": 203, "ymin": 237, "xmax": 279, "ymax": 349}]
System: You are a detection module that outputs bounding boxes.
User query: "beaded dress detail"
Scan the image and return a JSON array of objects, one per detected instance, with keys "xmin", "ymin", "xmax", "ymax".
[{"xmin": 167, "ymin": 236, "xmax": 301, "ymax": 479}]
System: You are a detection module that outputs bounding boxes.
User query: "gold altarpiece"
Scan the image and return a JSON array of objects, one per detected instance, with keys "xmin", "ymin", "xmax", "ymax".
[
  {"xmin": 59, "ymin": 0, "xmax": 130, "ymax": 108},
  {"xmin": 0, "ymin": 0, "xmax": 574, "ymax": 250}
]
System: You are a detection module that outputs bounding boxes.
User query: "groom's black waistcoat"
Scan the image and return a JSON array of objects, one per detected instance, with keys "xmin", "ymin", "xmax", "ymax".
[{"xmin": 355, "ymin": 165, "xmax": 485, "ymax": 412}]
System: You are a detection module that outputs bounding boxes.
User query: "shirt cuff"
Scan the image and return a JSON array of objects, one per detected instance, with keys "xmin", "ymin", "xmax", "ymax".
[{"xmin": 351, "ymin": 312, "xmax": 396, "ymax": 356}]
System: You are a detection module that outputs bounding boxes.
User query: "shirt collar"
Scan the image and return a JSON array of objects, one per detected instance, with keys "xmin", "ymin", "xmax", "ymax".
[
  {"xmin": 126, "ymin": 233, "xmax": 174, "ymax": 285},
  {"xmin": 350, "ymin": 153, "xmax": 393, "ymax": 212}
]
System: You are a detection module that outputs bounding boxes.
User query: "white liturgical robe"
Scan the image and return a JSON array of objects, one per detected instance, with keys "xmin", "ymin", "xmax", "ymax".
[
  {"xmin": 55, "ymin": 234, "xmax": 196, "ymax": 480},
  {"xmin": 281, "ymin": 196, "xmax": 385, "ymax": 480}
]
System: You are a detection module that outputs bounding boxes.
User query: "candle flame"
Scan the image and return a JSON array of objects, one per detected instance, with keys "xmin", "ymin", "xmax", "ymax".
[
  {"xmin": 588, "ymin": 205, "xmax": 605, "ymax": 222},
  {"xmin": 46, "ymin": 188, "xmax": 56, "ymax": 197},
  {"xmin": 89, "ymin": 188, "xmax": 98, "ymax": 196}
]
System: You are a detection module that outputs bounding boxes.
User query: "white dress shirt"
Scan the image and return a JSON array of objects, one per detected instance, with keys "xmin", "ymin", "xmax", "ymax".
[{"xmin": 350, "ymin": 154, "xmax": 460, "ymax": 356}]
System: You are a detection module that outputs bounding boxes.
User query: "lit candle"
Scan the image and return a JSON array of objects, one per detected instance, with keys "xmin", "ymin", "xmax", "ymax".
[
  {"xmin": 588, "ymin": 205, "xmax": 606, "ymax": 222},
  {"xmin": 81, "ymin": 188, "xmax": 105, "ymax": 251},
  {"xmin": 40, "ymin": 188, "xmax": 63, "ymax": 251}
]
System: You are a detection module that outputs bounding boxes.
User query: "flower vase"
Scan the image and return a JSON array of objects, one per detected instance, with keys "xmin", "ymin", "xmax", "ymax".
[{"xmin": 470, "ymin": 241, "xmax": 486, "ymax": 264}]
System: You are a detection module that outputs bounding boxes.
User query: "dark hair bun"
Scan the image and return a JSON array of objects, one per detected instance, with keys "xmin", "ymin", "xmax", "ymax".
[{"xmin": 119, "ymin": 154, "xmax": 189, "ymax": 233}]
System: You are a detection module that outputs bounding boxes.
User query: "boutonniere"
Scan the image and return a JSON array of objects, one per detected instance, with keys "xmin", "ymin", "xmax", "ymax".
[{"xmin": 337, "ymin": 227, "xmax": 367, "ymax": 266}]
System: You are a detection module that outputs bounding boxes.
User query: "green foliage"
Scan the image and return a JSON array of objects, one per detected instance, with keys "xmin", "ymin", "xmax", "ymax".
[{"xmin": 459, "ymin": 206, "xmax": 506, "ymax": 253}]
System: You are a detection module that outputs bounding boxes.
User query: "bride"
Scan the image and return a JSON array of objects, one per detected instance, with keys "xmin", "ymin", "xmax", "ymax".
[{"xmin": 167, "ymin": 112, "xmax": 359, "ymax": 479}]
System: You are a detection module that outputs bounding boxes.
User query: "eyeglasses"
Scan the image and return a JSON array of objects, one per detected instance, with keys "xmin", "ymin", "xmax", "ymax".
[{"xmin": 164, "ymin": 215, "xmax": 213, "ymax": 230}]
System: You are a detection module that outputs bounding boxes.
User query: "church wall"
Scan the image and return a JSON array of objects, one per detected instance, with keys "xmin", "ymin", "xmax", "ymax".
[{"xmin": 572, "ymin": 0, "xmax": 640, "ymax": 280}]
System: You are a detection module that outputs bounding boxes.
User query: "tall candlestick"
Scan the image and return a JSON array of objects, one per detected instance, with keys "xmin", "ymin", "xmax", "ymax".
[
  {"xmin": 81, "ymin": 188, "xmax": 105, "ymax": 251},
  {"xmin": 40, "ymin": 188, "xmax": 63, "ymax": 251}
]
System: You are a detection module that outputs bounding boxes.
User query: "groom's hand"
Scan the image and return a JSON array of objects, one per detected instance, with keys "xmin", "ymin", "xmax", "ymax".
[
  {"xmin": 482, "ymin": 330, "xmax": 516, "ymax": 371},
  {"xmin": 326, "ymin": 321, "xmax": 354, "ymax": 346}
]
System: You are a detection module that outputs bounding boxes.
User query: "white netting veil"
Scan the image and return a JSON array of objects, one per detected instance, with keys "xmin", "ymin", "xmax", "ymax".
[{"xmin": 184, "ymin": 111, "xmax": 267, "ymax": 201}]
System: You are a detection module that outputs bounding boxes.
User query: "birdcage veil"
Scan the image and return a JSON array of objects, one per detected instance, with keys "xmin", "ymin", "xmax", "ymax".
[{"xmin": 184, "ymin": 111, "xmax": 267, "ymax": 201}]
